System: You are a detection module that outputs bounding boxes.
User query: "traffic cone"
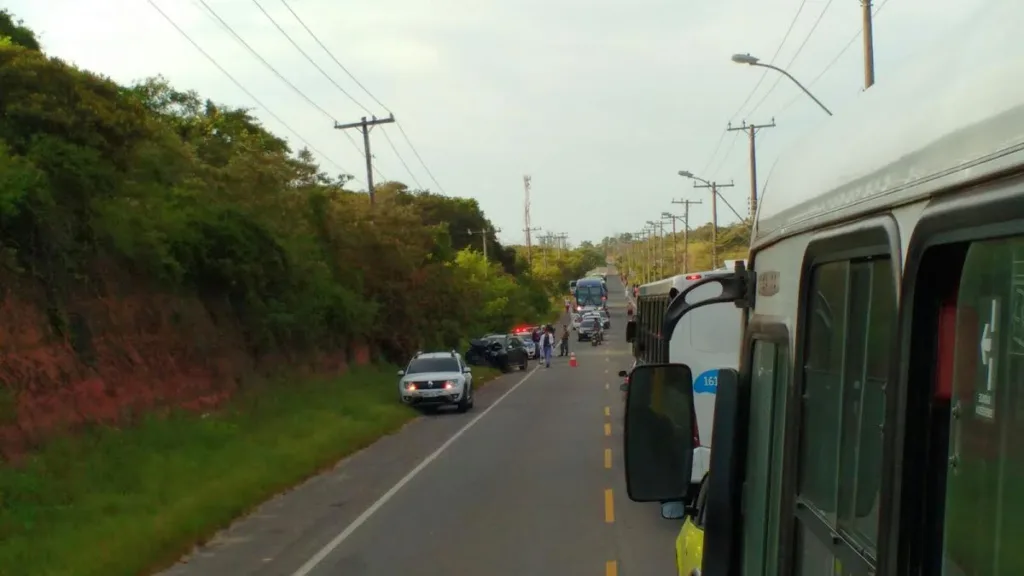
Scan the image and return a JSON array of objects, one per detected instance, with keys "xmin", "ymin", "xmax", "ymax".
[{"xmin": 569, "ymin": 353, "xmax": 577, "ymax": 368}]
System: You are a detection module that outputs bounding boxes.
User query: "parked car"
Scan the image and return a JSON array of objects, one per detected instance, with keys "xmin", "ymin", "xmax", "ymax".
[
  {"xmin": 465, "ymin": 333, "xmax": 529, "ymax": 372},
  {"xmin": 570, "ymin": 313, "xmax": 583, "ymax": 331},
  {"xmin": 397, "ymin": 351, "xmax": 474, "ymax": 413},
  {"xmin": 517, "ymin": 334, "xmax": 538, "ymax": 359}
]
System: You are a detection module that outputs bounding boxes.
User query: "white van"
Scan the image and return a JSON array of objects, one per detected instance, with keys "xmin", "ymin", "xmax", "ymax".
[{"xmin": 632, "ymin": 269, "xmax": 742, "ymax": 493}]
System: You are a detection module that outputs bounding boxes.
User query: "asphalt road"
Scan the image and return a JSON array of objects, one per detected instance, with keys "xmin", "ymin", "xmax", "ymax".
[{"xmin": 159, "ymin": 273, "xmax": 678, "ymax": 576}]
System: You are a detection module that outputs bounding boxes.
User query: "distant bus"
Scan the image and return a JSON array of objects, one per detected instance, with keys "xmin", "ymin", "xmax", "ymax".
[{"xmin": 574, "ymin": 277, "xmax": 608, "ymax": 310}]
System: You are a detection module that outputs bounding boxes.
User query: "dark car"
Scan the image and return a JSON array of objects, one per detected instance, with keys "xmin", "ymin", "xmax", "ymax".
[
  {"xmin": 473, "ymin": 334, "xmax": 529, "ymax": 372},
  {"xmin": 577, "ymin": 318, "xmax": 603, "ymax": 342}
]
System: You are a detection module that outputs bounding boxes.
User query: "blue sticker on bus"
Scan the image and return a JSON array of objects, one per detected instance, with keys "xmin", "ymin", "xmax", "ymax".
[{"xmin": 693, "ymin": 370, "xmax": 719, "ymax": 395}]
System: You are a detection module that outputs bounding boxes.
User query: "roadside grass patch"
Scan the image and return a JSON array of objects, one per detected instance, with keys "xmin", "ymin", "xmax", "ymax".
[{"xmin": 0, "ymin": 365, "xmax": 502, "ymax": 576}]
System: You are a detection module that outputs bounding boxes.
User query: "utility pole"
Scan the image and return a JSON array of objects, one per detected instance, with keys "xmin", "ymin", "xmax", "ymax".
[
  {"xmin": 467, "ymin": 227, "xmax": 502, "ymax": 275},
  {"xmin": 554, "ymin": 233, "xmax": 569, "ymax": 259},
  {"xmin": 727, "ymin": 120, "xmax": 775, "ymax": 221},
  {"xmin": 862, "ymin": 0, "xmax": 876, "ymax": 89},
  {"xmin": 334, "ymin": 114, "xmax": 395, "ymax": 206},
  {"xmin": 671, "ymin": 199, "xmax": 702, "ymax": 273},
  {"xmin": 632, "ymin": 230, "xmax": 646, "ymax": 283},
  {"xmin": 691, "ymin": 181, "xmax": 734, "ymax": 269},
  {"xmin": 537, "ymin": 233, "xmax": 554, "ymax": 269}
]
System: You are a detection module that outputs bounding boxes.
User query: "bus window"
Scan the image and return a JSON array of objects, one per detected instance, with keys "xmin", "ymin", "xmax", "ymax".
[
  {"xmin": 944, "ymin": 236, "xmax": 1024, "ymax": 575},
  {"xmin": 795, "ymin": 257, "xmax": 894, "ymax": 572}
]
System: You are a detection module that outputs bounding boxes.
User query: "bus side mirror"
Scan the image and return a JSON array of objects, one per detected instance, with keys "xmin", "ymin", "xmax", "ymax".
[
  {"xmin": 623, "ymin": 363, "xmax": 696, "ymax": 502},
  {"xmin": 625, "ymin": 320, "xmax": 637, "ymax": 343},
  {"xmin": 703, "ymin": 368, "xmax": 746, "ymax": 576}
]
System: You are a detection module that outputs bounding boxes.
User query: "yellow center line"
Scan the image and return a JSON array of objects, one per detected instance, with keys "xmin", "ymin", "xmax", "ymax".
[
  {"xmin": 606, "ymin": 560, "xmax": 618, "ymax": 576},
  {"xmin": 604, "ymin": 448, "xmax": 612, "ymax": 469},
  {"xmin": 604, "ymin": 488, "xmax": 615, "ymax": 522},
  {"xmin": 604, "ymin": 406, "xmax": 610, "ymax": 417},
  {"xmin": 604, "ymin": 422, "xmax": 611, "ymax": 436}
]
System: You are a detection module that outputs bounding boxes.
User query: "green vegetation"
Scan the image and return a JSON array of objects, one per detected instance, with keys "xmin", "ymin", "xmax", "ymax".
[
  {"xmin": 0, "ymin": 365, "xmax": 501, "ymax": 576},
  {"xmin": 0, "ymin": 10, "xmax": 604, "ymax": 576},
  {"xmin": 0, "ymin": 11, "xmax": 600, "ymax": 366},
  {"xmin": 607, "ymin": 222, "xmax": 750, "ymax": 285}
]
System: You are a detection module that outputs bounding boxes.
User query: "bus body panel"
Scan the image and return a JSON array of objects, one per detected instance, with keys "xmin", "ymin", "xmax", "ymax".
[{"xmin": 636, "ymin": 271, "xmax": 742, "ymax": 487}]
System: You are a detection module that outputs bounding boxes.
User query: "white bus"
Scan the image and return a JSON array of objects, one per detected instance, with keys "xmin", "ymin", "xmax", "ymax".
[
  {"xmin": 631, "ymin": 270, "xmax": 743, "ymax": 497},
  {"xmin": 622, "ymin": 3, "xmax": 1024, "ymax": 574}
]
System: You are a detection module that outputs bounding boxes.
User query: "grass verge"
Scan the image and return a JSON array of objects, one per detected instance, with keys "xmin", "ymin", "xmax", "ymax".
[{"xmin": 0, "ymin": 364, "xmax": 502, "ymax": 576}]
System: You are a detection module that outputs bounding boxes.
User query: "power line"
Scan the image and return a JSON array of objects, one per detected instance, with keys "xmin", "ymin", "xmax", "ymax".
[
  {"xmin": 394, "ymin": 122, "xmax": 447, "ymax": 194},
  {"xmin": 380, "ymin": 127, "xmax": 424, "ymax": 189},
  {"xmin": 191, "ymin": 0, "xmax": 379, "ymax": 178},
  {"xmin": 249, "ymin": 0, "xmax": 371, "ymax": 114},
  {"xmin": 277, "ymin": 0, "xmax": 448, "ymax": 195},
  {"xmin": 278, "ymin": 0, "xmax": 391, "ymax": 113},
  {"xmin": 747, "ymin": 0, "xmax": 836, "ymax": 117},
  {"xmin": 774, "ymin": 0, "xmax": 893, "ymax": 118},
  {"xmin": 703, "ymin": 0, "xmax": 807, "ymax": 176},
  {"xmin": 732, "ymin": 0, "xmax": 809, "ymax": 124},
  {"xmin": 246, "ymin": 0, "xmax": 401, "ymax": 184},
  {"xmin": 194, "ymin": 0, "xmax": 335, "ymax": 122},
  {"xmin": 145, "ymin": 0, "xmax": 354, "ymax": 180}
]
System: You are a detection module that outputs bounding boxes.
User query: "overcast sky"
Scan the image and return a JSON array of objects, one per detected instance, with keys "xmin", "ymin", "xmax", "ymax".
[{"xmin": 7, "ymin": 0, "xmax": 982, "ymax": 245}]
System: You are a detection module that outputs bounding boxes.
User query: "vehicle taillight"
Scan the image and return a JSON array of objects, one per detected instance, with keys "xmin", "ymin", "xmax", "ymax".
[{"xmin": 685, "ymin": 274, "xmax": 702, "ymax": 280}]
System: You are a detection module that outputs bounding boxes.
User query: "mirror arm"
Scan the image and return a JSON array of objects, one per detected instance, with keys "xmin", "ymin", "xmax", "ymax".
[{"xmin": 661, "ymin": 263, "xmax": 755, "ymax": 337}]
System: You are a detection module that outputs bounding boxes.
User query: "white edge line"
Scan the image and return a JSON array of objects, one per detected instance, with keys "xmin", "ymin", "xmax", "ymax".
[{"xmin": 290, "ymin": 365, "xmax": 541, "ymax": 576}]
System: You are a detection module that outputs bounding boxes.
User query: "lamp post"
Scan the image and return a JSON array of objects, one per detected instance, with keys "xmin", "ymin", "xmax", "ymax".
[{"xmin": 731, "ymin": 53, "xmax": 833, "ymax": 116}]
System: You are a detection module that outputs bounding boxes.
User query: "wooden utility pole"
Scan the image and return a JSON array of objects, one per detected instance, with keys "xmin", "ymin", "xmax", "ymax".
[
  {"xmin": 691, "ymin": 181, "xmax": 734, "ymax": 269},
  {"xmin": 553, "ymin": 233, "xmax": 569, "ymax": 259},
  {"xmin": 671, "ymin": 199, "xmax": 702, "ymax": 273},
  {"xmin": 862, "ymin": 0, "xmax": 876, "ymax": 89},
  {"xmin": 727, "ymin": 119, "xmax": 775, "ymax": 221},
  {"xmin": 468, "ymin": 227, "xmax": 501, "ymax": 275},
  {"xmin": 334, "ymin": 114, "xmax": 395, "ymax": 206}
]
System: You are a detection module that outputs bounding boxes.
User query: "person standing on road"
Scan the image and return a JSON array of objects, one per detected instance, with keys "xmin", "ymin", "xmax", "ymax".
[
  {"xmin": 541, "ymin": 327, "xmax": 554, "ymax": 368},
  {"xmin": 564, "ymin": 297, "xmax": 571, "ymax": 314},
  {"xmin": 531, "ymin": 328, "xmax": 542, "ymax": 364},
  {"xmin": 559, "ymin": 324, "xmax": 570, "ymax": 357}
]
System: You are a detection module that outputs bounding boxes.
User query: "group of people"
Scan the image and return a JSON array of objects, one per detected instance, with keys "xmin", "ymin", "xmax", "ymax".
[{"xmin": 530, "ymin": 324, "xmax": 571, "ymax": 368}]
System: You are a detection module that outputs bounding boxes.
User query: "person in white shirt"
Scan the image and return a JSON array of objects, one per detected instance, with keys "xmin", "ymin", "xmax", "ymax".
[{"xmin": 540, "ymin": 327, "xmax": 554, "ymax": 368}]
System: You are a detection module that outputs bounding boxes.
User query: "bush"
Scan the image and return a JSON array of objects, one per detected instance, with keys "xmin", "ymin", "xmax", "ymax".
[{"xmin": 0, "ymin": 34, "xmax": 587, "ymax": 369}]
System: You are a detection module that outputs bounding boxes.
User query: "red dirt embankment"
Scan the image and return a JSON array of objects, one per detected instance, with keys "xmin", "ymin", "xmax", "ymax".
[{"xmin": 0, "ymin": 284, "xmax": 370, "ymax": 460}]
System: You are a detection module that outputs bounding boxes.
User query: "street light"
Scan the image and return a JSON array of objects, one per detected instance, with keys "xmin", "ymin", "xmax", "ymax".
[
  {"xmin": 677, "ymin": 170, "xmax": 707, "ymax": 185},
  {"xmin": 677, "ymin": 171, "xmax": 745, "ymax": 223},
  {"xmin": 731, "ymin": 53, "xmax": 833, "ymax": 116}
]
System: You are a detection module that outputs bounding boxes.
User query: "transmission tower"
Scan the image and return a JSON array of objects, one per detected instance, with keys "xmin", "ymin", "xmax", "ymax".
[{"xmin": 523, "ymin": 175, "xmax": 540, "ymax": 265}]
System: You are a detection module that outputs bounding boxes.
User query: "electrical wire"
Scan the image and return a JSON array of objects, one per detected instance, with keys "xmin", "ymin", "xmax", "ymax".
[
  {"xmin": 145, "ymin": 0, "xmax": 356, "ymax": 180},
  {"xmin": 277, "ymin": 0, "xmax": 448, "ymax": 194},
  {"xmin": 249, "ymin": 0, "xmax": 371, "ymax": 114},
  {"xmin": 774, "ymin": 0, "xmax": 892, "ymax": 118},
  {"xmin": 731, "ymin": 0, "xmax": 809, "ymax": 125},
  {"xmin": 380, "ymin": 127, "xmax": 424, "ymax": 189},
  {"xmin": 701, "ymin": 0, "xmax": 807, "ymax": 177},
  {"xmin": 746, "ymin": 0, "xmax": 835, "ymax": 117},
  {"xmin": 190, "ymin": 0, "xmax": 381, "ymax": 180},
  {"xmin": 255, "ymin": 0, "xmax": 428, "ymax": 187}
]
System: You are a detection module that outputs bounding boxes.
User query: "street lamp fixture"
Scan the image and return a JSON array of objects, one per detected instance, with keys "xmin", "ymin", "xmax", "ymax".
[
  {"xmin": 678, "ymin": 170, "xmax": 710, "ymax": 187},
  {"xmin": 730, "ymin": 53, "xmax": 833, "ymax": 116}
]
